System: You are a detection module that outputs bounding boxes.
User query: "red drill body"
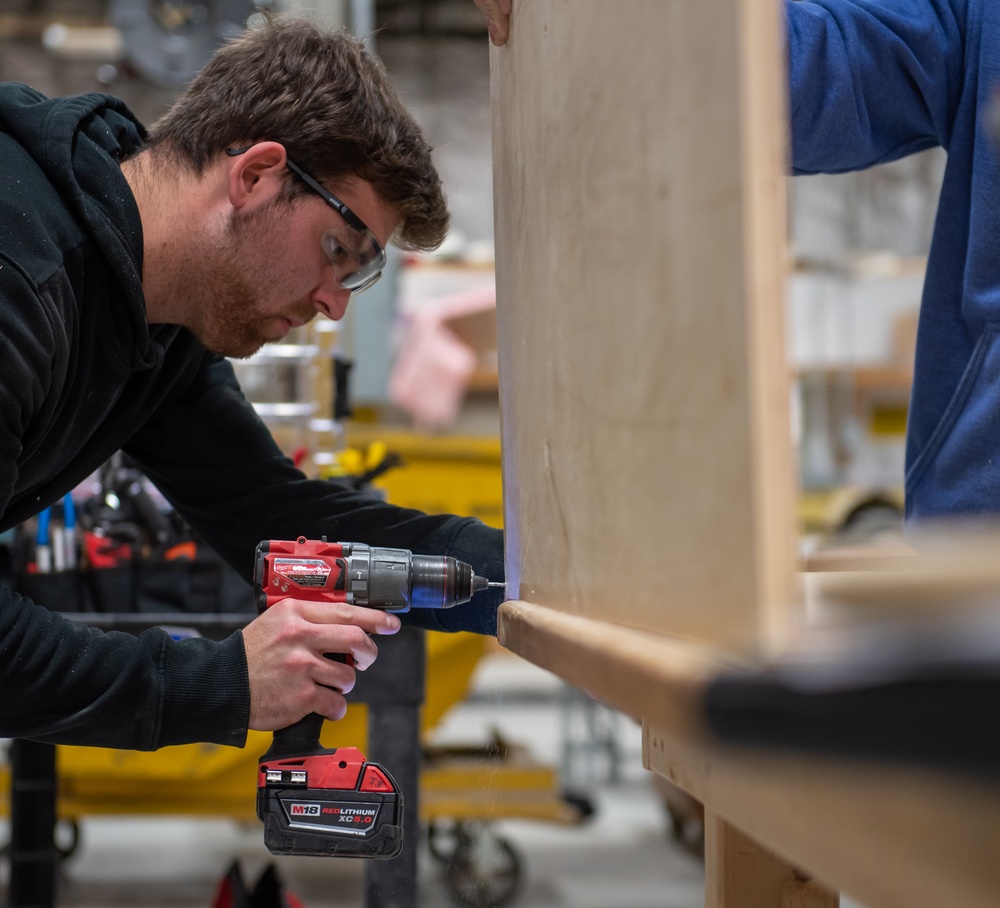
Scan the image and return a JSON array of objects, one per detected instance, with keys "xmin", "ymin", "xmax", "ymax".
[{"xmin": 253, "ymin": 537, "xmax": 495, "ymax": 612}]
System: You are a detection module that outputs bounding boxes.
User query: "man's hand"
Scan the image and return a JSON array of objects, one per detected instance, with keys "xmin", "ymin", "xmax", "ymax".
[
  {"xmin": 242, "ymin": 598, "xmax": 401, "ymax": 731},
  {"xmin": 474, "ymin": 0, "xmax": 511, "ymax": 46}
]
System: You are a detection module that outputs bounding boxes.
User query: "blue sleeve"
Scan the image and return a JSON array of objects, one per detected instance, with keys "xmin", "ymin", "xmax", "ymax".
[{"xmin": 787, "ymin": 0, "xmax": 968, "ymax": 174}]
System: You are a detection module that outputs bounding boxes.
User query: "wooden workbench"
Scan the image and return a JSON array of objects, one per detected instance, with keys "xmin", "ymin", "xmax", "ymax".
[{"xmin": 499, "ymin": 592, "xmax": 1000, "ymax": 908}]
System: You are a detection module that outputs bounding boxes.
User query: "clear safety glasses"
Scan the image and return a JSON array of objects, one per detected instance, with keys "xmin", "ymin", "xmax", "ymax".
[{"xmin": 226, "ymin": 147, "xmax": 387, "ymax": 294}]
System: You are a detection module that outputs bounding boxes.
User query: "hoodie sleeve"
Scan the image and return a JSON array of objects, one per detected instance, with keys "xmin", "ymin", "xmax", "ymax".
[
  {"xmin": 123, "ymin": 354, "xmax": 505, "ymax": 636},
  {"xmin": 0, "ymin": 263, "xmax": 254, "ymax": 749},
  {"xmin": 787, "ymin": 0, "xmax": 968, "ymax": 173},
  {"xmin": 0, "ymin": 585, "xmax": 250, "ymax": 749}
]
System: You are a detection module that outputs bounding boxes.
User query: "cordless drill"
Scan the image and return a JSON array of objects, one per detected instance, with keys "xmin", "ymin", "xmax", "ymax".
[{"xmin": 253, "ymin": 536, "xmax": 502, "ymax": 859}]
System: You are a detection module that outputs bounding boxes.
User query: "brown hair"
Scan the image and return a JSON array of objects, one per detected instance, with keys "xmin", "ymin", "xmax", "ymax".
[{"xmin": 145, "ymin": 16, "xmax": 449, "ymax": 251}]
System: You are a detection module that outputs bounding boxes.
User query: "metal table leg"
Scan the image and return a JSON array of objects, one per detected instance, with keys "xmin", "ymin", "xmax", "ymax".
[
  {"xmin": 8, "ymin": 740, "xmax": 59, "ymax": 908},
  {"xmin": 354, "ymin": 627, "xmax": 427, "ymax": 908}
]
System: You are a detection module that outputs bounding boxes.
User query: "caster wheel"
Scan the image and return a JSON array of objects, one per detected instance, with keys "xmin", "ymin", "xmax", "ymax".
[
  {"xmin": 445, "ymin": 827, "xmax": 522, "ymax": 908},
  {"xmin": 55, "ymin": 819, "xmax": 81, "ymax": 861}
]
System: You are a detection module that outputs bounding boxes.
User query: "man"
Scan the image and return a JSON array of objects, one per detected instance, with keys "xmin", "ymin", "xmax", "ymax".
[
  {"xmin": 478, "ymin": 0, "xmax": 1000, "ymax": 527},
  {"xmin": 0, "ymin": 17, "xmax": 504, "ymax": 750}
]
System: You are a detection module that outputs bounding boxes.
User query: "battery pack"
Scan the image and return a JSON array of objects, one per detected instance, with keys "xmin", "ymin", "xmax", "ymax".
[{"xmin": 257, "ymin": 749, "xmax": 403, "ymax": 859}]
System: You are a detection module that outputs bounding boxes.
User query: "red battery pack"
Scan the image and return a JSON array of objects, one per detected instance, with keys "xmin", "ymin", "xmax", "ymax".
[{"xmin": 257, "ymin": 746, "xmax": 403, "ymax": 859}]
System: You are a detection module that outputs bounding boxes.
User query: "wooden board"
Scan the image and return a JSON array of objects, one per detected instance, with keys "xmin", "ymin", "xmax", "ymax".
[
  {"xmin": 646, "ymin": 727, "xmax": 1000, "ymax": 908},
  {"xmin": 496, "ymin": 599, "xmax": 733, "ymax": 739},
  {"xmin": 704, "ymin": 814, "xmax": 837, "ymax": 908},
  {"xmin": 491, "ymin": 0, "xmax": 796, "ymax": 652}
]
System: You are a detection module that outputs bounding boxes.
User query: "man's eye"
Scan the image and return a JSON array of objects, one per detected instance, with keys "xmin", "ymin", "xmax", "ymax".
[
  {"xmin": 323, "ymin": 237, "xmax": 350, "ymax": 265},
  {"xmin": 323, "ymin": 233, "xmax": 363, "ymax": 267}
]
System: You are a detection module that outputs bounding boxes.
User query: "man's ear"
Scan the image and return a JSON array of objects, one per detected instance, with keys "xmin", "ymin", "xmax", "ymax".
[{"xmin": 226, "ymin": 142, "xmax": 288, "ymax": 212}]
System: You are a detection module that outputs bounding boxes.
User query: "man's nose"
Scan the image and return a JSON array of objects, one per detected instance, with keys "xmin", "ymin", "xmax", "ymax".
[{"xmin": 312, "ymin": 280, "xmax": 352, "ymax": 321}]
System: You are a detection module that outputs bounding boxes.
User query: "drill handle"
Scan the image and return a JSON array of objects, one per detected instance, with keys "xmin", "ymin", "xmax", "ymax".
[
  {"xmin": 262, "ymin": 713, "xmax": 328, "ymax": 761},
  {"xmin": 261, "ymin": 651, "xmax": 353, "ymax": 761}
]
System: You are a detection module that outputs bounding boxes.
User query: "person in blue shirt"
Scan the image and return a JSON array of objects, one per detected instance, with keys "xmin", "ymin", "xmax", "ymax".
[{"xmin": 477, "ymin": 0, "xmax": 1000, "ymax": 525}]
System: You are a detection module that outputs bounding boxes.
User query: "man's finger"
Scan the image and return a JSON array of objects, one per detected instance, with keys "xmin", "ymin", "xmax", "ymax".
[
  {"xmin": 312, "ymin": 687, "xmax": 349, "ymax": 722},
  {"xmin": 315, "ymin": 623, "xmax": 380, "ymax": 672},
  {"xmin": 474, "ymin": 0, "xmax": 511, "ymax": 46},
  {"xmin": 296, "ymin": 599, "xmax": 401, "ymax": 636},
  {"xmin": 313, "ymin": 656, "xmax": 357, "ymax": 693}
]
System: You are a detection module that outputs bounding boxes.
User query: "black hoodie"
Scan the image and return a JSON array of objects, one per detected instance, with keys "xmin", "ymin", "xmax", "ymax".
[{"xmin": 0, "ymin": 83, "xmax": 503, "ymax": 750}]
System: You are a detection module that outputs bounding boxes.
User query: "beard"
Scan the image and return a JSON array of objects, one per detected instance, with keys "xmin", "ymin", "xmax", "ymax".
[{"xmin": 177, "ymin": 200, "xmax": 315, "ymax": 359}]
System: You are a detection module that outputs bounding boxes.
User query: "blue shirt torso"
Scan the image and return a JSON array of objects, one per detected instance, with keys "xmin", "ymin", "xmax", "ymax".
[{"xmin": 787, "ymin": 0, "xmax": 1000, "ymax": 521}]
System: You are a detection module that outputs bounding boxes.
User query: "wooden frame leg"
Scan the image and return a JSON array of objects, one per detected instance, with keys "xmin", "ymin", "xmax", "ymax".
[{"xmin": 705, "ymin": 812, "xmax": 838, "ymax": 908}]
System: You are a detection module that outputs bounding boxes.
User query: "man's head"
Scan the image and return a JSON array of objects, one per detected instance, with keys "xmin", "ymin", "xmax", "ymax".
[
  {"xmin": 147, "ymin": 16, "xmax": 448, "ymax": 253},
  {"xmin": 138, "ymin": 16, "xmax": 449, "ymax": 357}
]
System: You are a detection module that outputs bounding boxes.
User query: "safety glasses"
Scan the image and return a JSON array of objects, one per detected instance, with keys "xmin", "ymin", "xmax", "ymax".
[{"xmin": 226, "ymin": 147, "xmax": 387, "ymax": 294}]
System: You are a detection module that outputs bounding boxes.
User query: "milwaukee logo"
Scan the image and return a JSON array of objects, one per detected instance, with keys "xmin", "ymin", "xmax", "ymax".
[
  {"xmin": 274, "ymin": 558, "xmax": 332, "ymax": 589},
  {"xmin": 290, "ymin": 803, "xmax": 322, "ymax": 817}
]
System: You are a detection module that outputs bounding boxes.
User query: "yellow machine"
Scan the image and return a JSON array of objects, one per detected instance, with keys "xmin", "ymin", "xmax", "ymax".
[{"xmin": 336, "ymin": 430, "xmax": 504, "ymax": 530}]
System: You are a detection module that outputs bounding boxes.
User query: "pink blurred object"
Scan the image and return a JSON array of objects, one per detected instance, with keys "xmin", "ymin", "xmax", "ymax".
[{"xmin": 390, "ymin": 287, "xmax": 497, "ymax": 429}]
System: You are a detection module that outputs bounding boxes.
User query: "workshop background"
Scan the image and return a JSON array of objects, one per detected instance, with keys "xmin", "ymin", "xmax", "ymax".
[{"xmin": 0, "ymin": 1, "xmax": 943, "ymax": 906}]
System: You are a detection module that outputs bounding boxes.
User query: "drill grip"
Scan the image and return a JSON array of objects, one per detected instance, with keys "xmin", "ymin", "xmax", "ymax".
[
  {"xmin": 262, "ymin": 651, "xmax": 352, "ymax": 761},
  {"xmin": 263, "ymin": 713, "xmax": 328, "ymax": 761}
]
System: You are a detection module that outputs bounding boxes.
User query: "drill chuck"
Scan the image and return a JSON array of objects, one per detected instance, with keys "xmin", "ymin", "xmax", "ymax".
[{"xmin": 408, "ymin": 553, "xmax": 482, "ymax": 609}]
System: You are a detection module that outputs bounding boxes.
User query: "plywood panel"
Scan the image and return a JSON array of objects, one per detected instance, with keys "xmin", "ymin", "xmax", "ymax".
[{"xmin": 491, "ymin": 0, "xmax": 796, "ymax": 652}]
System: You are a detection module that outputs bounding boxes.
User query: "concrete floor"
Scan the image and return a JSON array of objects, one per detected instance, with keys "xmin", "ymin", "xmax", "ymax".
[{"xmin": 1, "ymin": 652, "xmax": 707, "ymax": 908}]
